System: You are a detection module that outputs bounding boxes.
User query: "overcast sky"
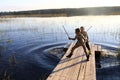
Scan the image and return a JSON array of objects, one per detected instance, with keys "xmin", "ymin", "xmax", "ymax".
[{"xmin": 0, "ymin": 0, "xmax": 120, "ymax": 12}]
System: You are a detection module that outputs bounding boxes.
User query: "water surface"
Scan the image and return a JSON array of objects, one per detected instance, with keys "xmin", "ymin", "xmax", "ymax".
[{"xmin": 0, "ymin": 16, "xmax": 120, "ymax": 80}]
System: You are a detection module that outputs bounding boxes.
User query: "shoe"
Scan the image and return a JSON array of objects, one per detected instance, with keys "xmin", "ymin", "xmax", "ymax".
[
  {"xmin": 87, "ymin": 55, "xmax": 89, "ymax": 61},
  {"xmin": 66, "ymin": 53, "xmax": 73, "ymax": 58}
]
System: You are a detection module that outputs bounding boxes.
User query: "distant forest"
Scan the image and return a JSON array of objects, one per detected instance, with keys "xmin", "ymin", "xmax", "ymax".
[{"xmin": 0, "ymin": 6, "xmax": 120, "ymax": 17}]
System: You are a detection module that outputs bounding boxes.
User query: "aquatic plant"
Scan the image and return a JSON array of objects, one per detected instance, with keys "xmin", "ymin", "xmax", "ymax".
[
  {"xmin": 6, "ymin": 38, "xmax": 13, "ymax": 44},
  {"xmin": 0, "ymin": 46, "xmax": 4, "ymax": 57},
  {"xmin": 0, "ymin": 53, "xmax": 1, "ymax": 57},
  {"xmin": 117, "ymin": 48, "xmax": 120, "ymax": 60},
  {"xmin": 8, "ymin": 55, "xmax": 17, "ymax": 65},
  {"xmin": 2, "ymin": 69, "xmax": 14, "ymax": 80}
]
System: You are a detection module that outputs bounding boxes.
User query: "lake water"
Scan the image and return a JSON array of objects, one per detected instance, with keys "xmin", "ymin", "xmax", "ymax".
[{"xmin": 0, "ymin": 16, "xmax": 120, "ymax": 80}]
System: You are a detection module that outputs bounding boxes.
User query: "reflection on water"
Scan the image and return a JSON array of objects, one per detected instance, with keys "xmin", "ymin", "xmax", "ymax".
[{"xmin": 0, "ymin": 16, "xmax": 120, "ymax": 80}]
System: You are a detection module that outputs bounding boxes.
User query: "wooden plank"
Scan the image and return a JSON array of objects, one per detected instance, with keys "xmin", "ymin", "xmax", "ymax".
[
  {"xmin": 77, "ymin": 53, "xmax": 87, "ymax": 80},
  {"xmin": 47, "ymin": 42, "xmax": 75, "ymax": 80},
  {"xmin": 60, "ymin": 49, "xmax": 79, "ymax": 79},
  {"xmin": 52, "ymin": 45, "xmax": 84, "ymax": 80},
  {"xmin": 54, "ymin": 48, "xmax": 80, "ymax": 80},
  {"xmin": 47, "ymin": 43, "xmax": 98, "ymax": 80},
  {"xmin": 77, "ymin": 44, "xmax": 94, "ymax": 80},
  {"xmin": 91, "ymin": 45, "xmax": 97, "ymax": 80},
  {"xmin": 64, "ymin": 47, "xmax": 84, "ymax": 80},
  {"xmin": 83, "ymin": 45, "xmax": 97, "ymax": 80}
]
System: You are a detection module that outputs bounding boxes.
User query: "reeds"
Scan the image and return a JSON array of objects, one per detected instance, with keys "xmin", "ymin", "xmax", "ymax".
[
  {"xmin": 117, "ymin": 48, "xmax": 120, "ymax": 60},
  {"xmin": 0, "ymin": 69, "xmax": 14, "ymax": 80},
  {"xmin": 8, "ymin": 55, "xmax": 17, "ymax": 65}
]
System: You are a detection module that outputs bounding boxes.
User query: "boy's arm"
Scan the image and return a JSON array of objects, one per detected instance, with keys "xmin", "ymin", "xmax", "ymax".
[
  {"xmin": 68, "ymin": 36, "xmax": 76, "ymax": 40},
  {"xmin": 86, "ymin": 32, "xmax": 89, "ymax": 41}
]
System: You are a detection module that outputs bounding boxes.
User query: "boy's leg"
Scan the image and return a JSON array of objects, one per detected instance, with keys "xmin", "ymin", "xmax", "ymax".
[
  {"xmin": 66, "ymin": 43, "xmax": 79, "ymax": 58},
  {"xmin": 82, "ymin": 44, "xmax": 89, "ymax": 61},
  {"xmin": 86, "ymin": 42, "xmax": 90, "ymax": 50},
  {"xmin": 86, "ymin": 42, "xmax": 91, "ymax": 54}
]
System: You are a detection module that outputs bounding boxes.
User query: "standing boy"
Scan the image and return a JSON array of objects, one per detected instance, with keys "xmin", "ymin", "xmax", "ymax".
[{"xmin": 80, "ymin": 26, "xmax": 91, "ymax": 54}]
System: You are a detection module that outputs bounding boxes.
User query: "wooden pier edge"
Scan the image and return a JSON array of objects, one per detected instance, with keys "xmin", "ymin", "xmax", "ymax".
[{"xmin": 47, "ymin": 42, "xmax": 100, "ymax": 80}]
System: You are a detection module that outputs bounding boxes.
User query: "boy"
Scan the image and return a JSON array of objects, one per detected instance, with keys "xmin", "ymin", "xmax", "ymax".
[
  {"xmin": 66, "ymin": 28, "xmax": 89, "ymax": 61},
  {"xmin": 80, "ymin": 26, "xmax": 91, "ymax": 54}
]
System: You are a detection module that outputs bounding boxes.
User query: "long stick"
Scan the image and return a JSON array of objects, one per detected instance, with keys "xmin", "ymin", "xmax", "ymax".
[
  {"xmin": 87, "ymin": 26, "xmax": 93, "ymax": 32},
  {"xmin": 62, "ymin": 25, "xmax": 69, "ymax": 38}
]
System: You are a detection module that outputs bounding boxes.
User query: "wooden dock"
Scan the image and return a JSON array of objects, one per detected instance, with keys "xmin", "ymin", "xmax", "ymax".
[{"xmin": 47, "ymin": 42, "xmax": 100, "ymax": 80}]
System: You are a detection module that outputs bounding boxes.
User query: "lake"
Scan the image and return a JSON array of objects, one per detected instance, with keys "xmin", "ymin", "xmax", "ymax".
[{"xmin": 0, "ymin": 16, "xmax": 120, "ymax": 80}]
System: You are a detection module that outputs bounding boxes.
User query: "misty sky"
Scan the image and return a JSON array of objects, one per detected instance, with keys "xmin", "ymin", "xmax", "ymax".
[{"xmin": 0, "ymin": 0, "xmax": 120, "ymax": 11}]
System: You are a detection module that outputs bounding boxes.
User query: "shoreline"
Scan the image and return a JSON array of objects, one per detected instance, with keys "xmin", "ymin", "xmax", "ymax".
[
  {"xmin": 1, "ymin": 14, "xmax": 120, "ymax": 18},
  {"xmin": 0, "ymin": 13, "xmax": 68, "ymax": 18},
  {"xmin": 1, "ymin": 6, "xmax": 120, "ymax": 18}
]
